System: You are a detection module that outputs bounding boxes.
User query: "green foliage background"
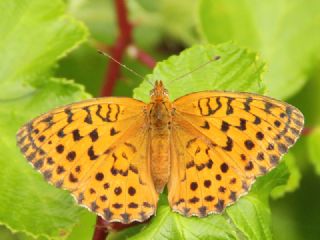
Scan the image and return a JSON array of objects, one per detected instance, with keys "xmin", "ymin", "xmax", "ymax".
[{"xmin": 0, "ymin": 0, "xmax": 320, "ymax": 239}]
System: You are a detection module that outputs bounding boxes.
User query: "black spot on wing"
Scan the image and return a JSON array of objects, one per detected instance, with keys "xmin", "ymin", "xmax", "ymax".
[
  {"xmin": 69, "ymin": 173, "xmax": 78, "ymax": 183},
  {"xmin": 110, "ymin": 127, "xmax": 120, "ymax": 136},
  {"xmin": 244, "ymin": 140, "xmax": 254, "ymax": 150},
  {"xmin": 95, "ymin": 172, "xmax": 104, "ymax": 181},
  {"xmin": 72, "ymin": 129, "xmax": 83, "ymax": 141},
  {"xmin": 67, "ymin": 151, "xmax": 76, "ymax": 161},
  {"xmin": 222, "ymin": 136, "xmax": 233, "ymax": 151},
  {"xmin": 198, "ymin": 206, "xmax": 207, "ymax": 217},
  {"xmin": 64, "ymin": 108, "xmax": 73, "ymax": 123},
  {"xmin": 264, "ymin": 102, "xmax": 274, "ymax": 113},
  {"xmin": 189, "ymin": 196, "xmax": 200, "ymax": 204},
  {"xmin": 200, "ymin": 121, "xmax": 210, "ymax": 129},
  {"xmin": 220, "ymin": 163, "xmax": 229, "ymax": 173},
  {"xmin": 83, "ymin": 106, "xmax": 93, "ymax": 124},
  {"xmin": 215, "ymin": 199, "xmax": 224, "ymax": 212},
  {"xmin": 190, "ymin": 182, "xmax": 198, "ymax": 191},
  {"xmin": 89, "ymin": 129, "xmax": 99, "ymax": 142},
  {"xmin": 221, "ymin": 121, "xmax": 230, "ymax": 132},
  {"xmin": 244, "ymin": 97, "xmax": 252, "ymax": 112},
  {"xmin": 88, "ymin": 146, "xmax": 99, "ymax": 160},
  {"xmin": 236, "ymin": 118, "xmax": 247, "ymax": 131}
]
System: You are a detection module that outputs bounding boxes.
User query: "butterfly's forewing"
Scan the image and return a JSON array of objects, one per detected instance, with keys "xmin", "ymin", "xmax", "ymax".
[
  {"xmin": 16, "ymin": 98, "xmax": 158, "ymax": 223},
  {"xmin": 168, "ymin": 91, "xmax": 304, "ymax": 217}
]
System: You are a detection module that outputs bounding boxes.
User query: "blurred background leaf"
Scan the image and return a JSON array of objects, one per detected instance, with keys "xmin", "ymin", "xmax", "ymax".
[
  {"xmin": 199, "ymin": 0, "xmax": 320, "ymax": 100},
  {"xmin": 307, "ymin": 128, "xmax": 320, "ymax": 175},
  {"xmin": 0, "ymin": 0, "xmax": 94, "ymax": 239}
]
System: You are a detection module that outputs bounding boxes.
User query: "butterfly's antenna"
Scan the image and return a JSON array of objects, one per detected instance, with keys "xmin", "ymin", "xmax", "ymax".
[
  {"xmin": 98, "ymin": 50, "xmax": 154, "ymax": 86},
  {"xmin": 168, "ymin": 55, "xmax": 221, "ymax": 85}
]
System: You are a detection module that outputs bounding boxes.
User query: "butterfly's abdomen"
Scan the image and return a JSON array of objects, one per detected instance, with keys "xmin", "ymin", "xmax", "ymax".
[{"xmin": 150, "ymin": 101, "xmax": 172, "ymax": 193}]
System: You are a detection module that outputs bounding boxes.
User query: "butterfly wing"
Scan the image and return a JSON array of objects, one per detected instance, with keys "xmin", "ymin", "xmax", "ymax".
[
  {"xmin": 168, "ymin": 91, "xmax": 304, "ymax": 216},
  {"xmin": 16, "ymin": 97, "xmax": 158, "ymax": 223}
]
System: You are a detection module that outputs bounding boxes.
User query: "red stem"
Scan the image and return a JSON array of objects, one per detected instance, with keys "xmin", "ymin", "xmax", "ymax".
[
  {"xmin": 94, "ymin": 0, "xmax": 156, "ymax": 239},
  {"xmin": 135, "ymin": 48, "xmax": 156, "ymax": 68},
  {"xmin": 95, "ymin": 0, "xmax": 132, "ymax": 239},
  {"xmin": 302, "ymin": 127, "xmax": 314, "ymax": 136},
  {"xmin": 100, "ymin": 0, "xmax": 133, "ymax": 97},
  {"xmin": 127, "ymin": 45, "xmax": 156, "ymax": 68},
  {"xmin": 92, "ymin": 217, "xmax": 108, "ymax": 240}
]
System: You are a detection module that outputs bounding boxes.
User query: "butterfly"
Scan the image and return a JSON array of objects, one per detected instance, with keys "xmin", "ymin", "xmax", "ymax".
[{"xmin": 16, "ymin": 80, "xmax": 304, "ymax": 223}]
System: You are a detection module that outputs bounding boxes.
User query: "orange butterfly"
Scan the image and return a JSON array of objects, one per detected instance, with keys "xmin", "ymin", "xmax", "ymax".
[{"xmin": 16, "ymin": 80, "xmax": 304, "ymax": 223}]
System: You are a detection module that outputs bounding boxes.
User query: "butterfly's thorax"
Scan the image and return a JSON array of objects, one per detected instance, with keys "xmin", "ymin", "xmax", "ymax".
[{"xmin": 149, "ymin": 81, "xmax": 172, "ymax": 193}]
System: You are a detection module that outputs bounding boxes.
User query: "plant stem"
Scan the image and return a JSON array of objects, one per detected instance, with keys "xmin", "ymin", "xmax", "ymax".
[
  {"xmin": 100, "ymin": 0, "xmax": 133, "ymax": 97},
  {"xmin": 92, "ymin": 217, "xmax": 108, "ymax": 240},
  {"xmin": 127, "ymin": 45, "xmax": 156, "ymax": 68},
  {"xmin": 302, "ymin": 127, "xmax": 314, "ymax": 136},
  {"xmin": 94, "ymin": 0, "xmax": 156, "ymax": 239}
]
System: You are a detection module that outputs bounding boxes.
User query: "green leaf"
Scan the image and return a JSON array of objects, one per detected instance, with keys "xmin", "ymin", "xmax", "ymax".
[
  {"xmin": 66, "ymin": 0, "xmax": 196, "ymax": 49},
  {"xmin": 0, "ymin": 0, "xmax": 87, "ymax": 100},
  {"xmin": 111, "ymin": 43, "xmax": 289, "ymax": 239},
  {"xmin": 134, "ymin": 43, "xmax": 265, "ymax": 102},
  {"xmin": 66, "ymin": 0, "xmax": 116, "ymax": 44},
  {"xmin": 307, "ymin": 127, "xmax": 320, "ymax": 175},
  {"xmin": 67, "ymin": 212, "xmax": 96, "ymax": 240},
  {"xmin": 0, "ymin": 0, "xmax": 89, "ymax": 239},
  {"xmin": 109, "ymin": 195, "xmax": 238, "ymax": 240},
  {"xmin": 199, "ymin": 0, "xmax": 320, "ymax": 100},
  {"xmin": 56, "ymin": 43, "xmax": 106, "ymax": 97},
  {"xmin": 271, "ymin": 153, "xmax": 301, "ymax": 198},
  {"xmin": 225, "ymin": 162, "xmax": 288, "ymax": 240},
  {"xmin": 131, "ymin": 0, "xmax": 199, "ymax": 46},
  {"xmin": 289, "ymin": 66, "xmax": 320, "ymax": 127},
  {"xmin": 0, "ymin": 226, "xmax": 19, "ymax": 240}
]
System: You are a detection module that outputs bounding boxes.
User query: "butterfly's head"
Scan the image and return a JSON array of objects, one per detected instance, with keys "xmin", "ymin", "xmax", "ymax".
[{"xmin": 150, "ymin": 80, "xmax": 169, "ymax": 102}]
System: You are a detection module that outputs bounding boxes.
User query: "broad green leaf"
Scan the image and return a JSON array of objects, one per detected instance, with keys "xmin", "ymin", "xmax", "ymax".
[
  {"xmin": 111, "ymin": 43, "xmax": 289, "ymax": 239},
  {"xmin": 271, "ymin": 153, "xmax": 301, "ymax": 198},
  {"xmin": 109, "ymin": 195, "xmax": 237, "ymax": 240},
  {"xmin": 67, "ymin": 212, "xmax": 96, "ymax": 240},
  {"xmin": 271, "ymin": 206, "xmax": 303, "ymax": 240},
  {"xmin": 271, "ymin": 159, "xmax": 320, "ymax": 240},
  {"xmin": 0, "ymin": 0, "xmax": 89, "ymax": 239},
  {"xmin": 289, "ymin": 66, "xmax": 320, "ymax": 126},
  {"xmin": 0, "ymin": 0, "xmax": 87, "ymax": 100},
  {"xmin": 199, "ymin": 0, "xmax": 320, "ymax": 100},
  {"xmin": 56, "ymin": 43, "xmax": 107, "ymax": 97},
  {"xmin": 66, "ymin": 0, "xmax": 116, "ymax": 44},
  {"xmin": 134, "ymin": 43, "xmax": 265, "ymax": 102},
  {"xmin": 131, "ymin": 0, "xmax": 199, "ymax": 47},
  {"xmin": 307, "ymin": 127, "xmax": 320, "ymax": 175},
  {"xmin": 0, "ymin": 226, "xmax": 18, "ymax": 240},
  {"xmin": 226, "ymin": 162, "xmax": 288, "ymax": 240}
]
